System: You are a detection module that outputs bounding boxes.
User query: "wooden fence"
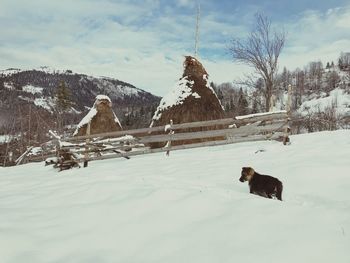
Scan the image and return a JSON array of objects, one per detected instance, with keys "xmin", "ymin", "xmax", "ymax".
[{"xmin": 21, "ymin": 111, "xmax": 290, "ymax": 167}]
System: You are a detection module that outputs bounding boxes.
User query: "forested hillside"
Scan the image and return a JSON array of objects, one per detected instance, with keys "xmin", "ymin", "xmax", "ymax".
[{"xmin": 213, "ymin": 53, "xmax": 350, "ymax": 132}]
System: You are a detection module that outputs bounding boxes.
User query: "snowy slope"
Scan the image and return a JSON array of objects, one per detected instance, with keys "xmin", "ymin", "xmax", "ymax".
[
  {"xmin": 298, "ymin": 88, "xmax": 350, "ymax": 116},
  {"xmin": 0, "ymin": 130, "xmax": 349, "ymax": 263}
]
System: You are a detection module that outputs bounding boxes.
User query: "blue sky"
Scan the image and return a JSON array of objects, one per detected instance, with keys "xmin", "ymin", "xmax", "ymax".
[{"xmin": 0, "ymin": 0, "xmax": 349, "ymax": 95}]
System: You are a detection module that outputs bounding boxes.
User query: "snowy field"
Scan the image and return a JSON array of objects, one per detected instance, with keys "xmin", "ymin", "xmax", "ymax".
[{"xmin": 0, "ymin": 130, "xmax": 349, "ymax": 263}]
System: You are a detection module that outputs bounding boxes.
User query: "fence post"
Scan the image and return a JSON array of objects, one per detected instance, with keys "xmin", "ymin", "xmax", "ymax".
[
  {"xmin": 84, "ymin": 121, "xmax": 91, "ymax": 167},
  {"xmin": 15, "ymin": 146, "xmax": 34, "ymax": 165},
  {"xmin": 8, "ymin": 151, "xmax": 13, "ymax": 163},
  {"xmin": 283, "ymin": 84, "xmax": 292, "ymax": 145},
  {"xmin": 165, "ymin": 119, "xmax": 174, "ymax": 156}
]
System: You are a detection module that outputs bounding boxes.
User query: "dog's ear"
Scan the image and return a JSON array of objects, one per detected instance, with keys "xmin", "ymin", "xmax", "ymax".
[{"xmin": 247, "ymin": 167, "xmax": 255, "ymax": 174}]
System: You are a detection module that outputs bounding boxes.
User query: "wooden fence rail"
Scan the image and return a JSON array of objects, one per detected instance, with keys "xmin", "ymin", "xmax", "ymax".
[
  {"xmin": 75, "ymin": 133, "xmax": 284, "ymax": 163},
  {"xmin": 65, "ymin": 111, "xmax": 288, "ymax": 142},
  {"xmin": 21, "ymin": 111, "xmax": 289, "ymax": 166},
  {"xmin": 138, "ymin": 121, "xmax": 286, "ymax": 144}
]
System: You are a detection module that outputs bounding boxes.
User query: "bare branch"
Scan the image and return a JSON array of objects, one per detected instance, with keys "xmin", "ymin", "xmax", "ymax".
[{"xmin": 229, "ymin": 12, "xmax": 285, "ymax": 111}]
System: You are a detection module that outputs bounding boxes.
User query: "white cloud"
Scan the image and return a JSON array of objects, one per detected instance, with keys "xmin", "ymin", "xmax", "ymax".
[
  {"xmin": 177, "ymin": 0, "xmax": 195, "ymax": 8},
  {"xmin": 280, "ymin": 6, "xmax": 350, "ymax": 70},
  {"xmin": 0, "ymin": 0, "xmax": 349, "ymax": 96}
]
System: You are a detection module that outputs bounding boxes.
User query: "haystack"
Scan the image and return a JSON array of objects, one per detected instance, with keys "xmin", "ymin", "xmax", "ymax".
[
  {"xmin": 73, "ymin": 95, "xmax": 122, "ymax": 136},
  {"xmin": 150, "ymin": 56, "xmax": 225, "ymax": 147}
]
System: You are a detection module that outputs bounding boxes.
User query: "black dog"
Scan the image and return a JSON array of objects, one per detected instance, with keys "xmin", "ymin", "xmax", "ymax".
[{"xmin": 239, "ymin": 167, "xmax": 283, "ymax": 201}]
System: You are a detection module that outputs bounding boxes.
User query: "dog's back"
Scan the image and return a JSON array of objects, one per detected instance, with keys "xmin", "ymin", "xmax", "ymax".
[{"xmin": 250, "ymin": 172, "xmax": 283, "ymax": 200}]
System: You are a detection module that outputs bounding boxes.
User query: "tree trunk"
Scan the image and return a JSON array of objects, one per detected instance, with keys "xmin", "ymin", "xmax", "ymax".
[{"xmin": 265, "ymin": 78, "xmax": 273, "ymax": 111}]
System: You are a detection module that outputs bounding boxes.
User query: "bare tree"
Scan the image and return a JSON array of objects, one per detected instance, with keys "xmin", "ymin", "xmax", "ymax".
[
  {"xmin": 307, "ymin": 61, "xmax": 323, "ymax": 92},
  {"xmin": 229, "ymin": 13, "xmax": 285, "ymax": 111},
  {"xmin": 339, "ymin": 52, "xmax": 350, "ymax": 69}
]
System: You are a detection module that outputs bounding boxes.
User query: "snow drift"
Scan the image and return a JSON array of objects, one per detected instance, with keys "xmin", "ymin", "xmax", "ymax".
[{"xmin": 0, "ymin": 130, "xmax": 349, "ymax": 263}]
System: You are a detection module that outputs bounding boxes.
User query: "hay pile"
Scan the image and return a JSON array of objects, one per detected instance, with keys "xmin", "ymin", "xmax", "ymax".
[
  {"xmin": 73, "ymin": 95, "xmax": 122, "ymax": 136},
  {"xmin": 150, "ymin": 56, "xmax": 225, "ymax": 147}
]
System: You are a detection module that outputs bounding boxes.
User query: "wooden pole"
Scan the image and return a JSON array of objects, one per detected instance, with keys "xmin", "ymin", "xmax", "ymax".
[
  {"xmin": 8, "ymin": 152, "xmax": 13, "ymax": 163},
  {"xmin": 194, "ymin": 3, "xmax": 200, "ymax": 58},
  {"xmin": 283, "ymin": 84, "xmax": 292, "ymax": 145},
  {"xmin": 84, "ymin": 121, "xmax": 91, "ymax": 167},
  {"xmin": 15, "ymin": 146, "xmax": 34, "ymax": 165},
  {"xmin": 165, "ymin": 119, "xmax": 174, "ymax": 156},
  {"xmin": 28, "ymin": 104, "xmax": 31, "ymax": 146}
]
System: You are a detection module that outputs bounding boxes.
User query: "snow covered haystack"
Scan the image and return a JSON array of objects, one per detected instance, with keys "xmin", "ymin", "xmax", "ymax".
[
  {"xmin": 150, "ymin": 56, "xmax": 225, "ymax": 147},
  {"xmin": 73, "ymin": 95, "xmax": 122, "ymax": 136}
]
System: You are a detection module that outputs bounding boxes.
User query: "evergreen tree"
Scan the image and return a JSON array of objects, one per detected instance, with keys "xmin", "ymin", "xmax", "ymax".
[
  {"xmin": 55, "ymin": 81, "xmax": 72, "ymax": 133},
  {"xmin": 56, "ymin": 81, "xmax": 72, "ymax": 112}
]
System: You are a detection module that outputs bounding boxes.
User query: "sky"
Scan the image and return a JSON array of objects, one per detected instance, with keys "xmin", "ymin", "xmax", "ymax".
[{"xmin": 0, "ymin": 0, "xmax": 349, "ymax": 96}]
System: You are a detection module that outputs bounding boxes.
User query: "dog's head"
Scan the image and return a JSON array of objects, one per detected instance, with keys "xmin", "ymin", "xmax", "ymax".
[{"xmin": 239, "ymin": 167, "xmax": 255, "ymax": 182}]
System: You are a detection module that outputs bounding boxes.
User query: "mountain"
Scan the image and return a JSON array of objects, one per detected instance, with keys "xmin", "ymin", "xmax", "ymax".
[{"xmin": 0, "ymin": 67, "xmax": 160, "ymax": 131}]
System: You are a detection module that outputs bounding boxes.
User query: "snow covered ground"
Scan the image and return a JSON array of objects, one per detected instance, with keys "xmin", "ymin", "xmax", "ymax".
[
  {"xmin": 22, "ymin": 85, "xmax": 44, "ymax": 95},
  {"xmin": 298, "ymin": 88, "xmax": 350, "ymax": 116},
  {"xmin": 0, "ymin": 130, "xmax": 349, "ymax": 263},
  {"xmin": 0, "ymin": 135, "xmax": 12, "ymax": 144}
]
